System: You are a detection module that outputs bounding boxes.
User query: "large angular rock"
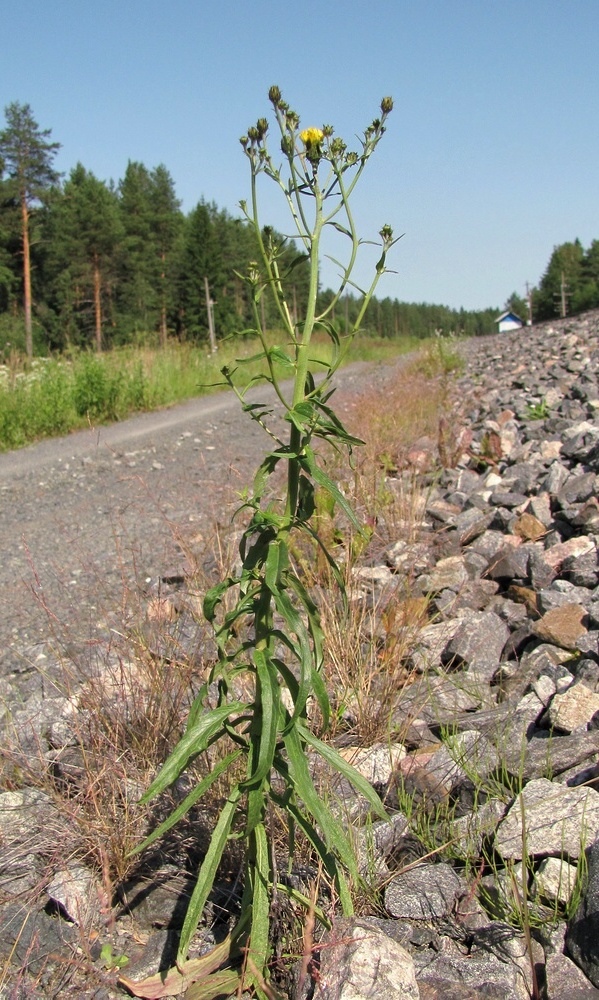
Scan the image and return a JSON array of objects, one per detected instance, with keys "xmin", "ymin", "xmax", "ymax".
[
  {"xmin": 503, "ymin": 730, "xmax": 599, "ymax": 782},
  {"xmin": 415, "ymin": 921, "xmax": 534, "ymax": 999},
  {"xmin": 486, "ymin": 544, "xmax": 530, "ymax": 583},
  {"xmin": 317, "ymin": 917, "xmax": 419, "ymax": 1000},
  {"xmin": 532, "ymin": 603, "xmax": 588, "ymax": 649},
  {"xmin": 545, "ymin": 682, "xmax": 599, "ymax": 733},
  {"xmin": 441, "ymin": 610, "xmax": 510, "ymax": 677},
  {"xmin": 567, "ymin": 839, "xmax": 599, "ymax": 987},
  {"xmin": 532, "ymin": 856, "xmax": 578, "ymax": 906},
  {"xmin": 545, "ymin": 953, "xmax": 599, "ymax": 999},
  {"xmin": 385, "ymin": 862, "xmax": 466, "ymax": 920},
  {"xmin": 426, "ymin": 555, "xmax": 469, "ymax": 594},
  {"xmin": 496, "ymin": 778, "xmax": 599, "ymax": 861}
]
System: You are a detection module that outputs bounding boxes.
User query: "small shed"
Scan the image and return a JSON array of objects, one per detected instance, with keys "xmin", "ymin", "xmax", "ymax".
[{"xmin": 495, "ymin": 310, "xmax": 524, "ymax": 334}]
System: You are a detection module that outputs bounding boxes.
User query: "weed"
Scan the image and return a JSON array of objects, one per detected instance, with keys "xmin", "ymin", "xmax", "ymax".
[
  {"xmin": 525, "ymin": 399, "xmax": 549, "ymax": 420},
  {"xmin": 123, "ymin": 88, "xmax": 397, "ymax": 999},
  {"xmin": 417, "ymin": 331, "xmax": 464, "ymax": 379}
]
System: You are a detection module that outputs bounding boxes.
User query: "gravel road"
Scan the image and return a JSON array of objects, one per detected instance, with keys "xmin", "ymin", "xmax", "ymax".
[{"xmin": 0, "ymin": 360, "xmax": 399, "ymax": 673}]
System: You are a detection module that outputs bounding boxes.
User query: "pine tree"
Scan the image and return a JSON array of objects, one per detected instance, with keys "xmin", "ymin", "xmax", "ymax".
[
  {"xmin": 575, "ymin": 241, "xmax": 599, "ymax": 313},
  {"xmin": 0, "ymin": 102, "xmax": 60, "ymax": 358},
  {"xmin": 149, "ymin": 165, "xmax": 182, "ymax": 345},
  {"xmin": 175, "ymin": 201, "xmax": 220, "ymax": 341},
  {"xmin": 536, "ymin": 240, "xmax": 584, "ymax": 320},
  {"xmin": 45, "ymin": 164, "xmax": 122, "ymax": 351}
]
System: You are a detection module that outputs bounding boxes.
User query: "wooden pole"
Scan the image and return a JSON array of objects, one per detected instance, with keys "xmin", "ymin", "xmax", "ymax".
[{"xmin": 204, "ymin": 275, "xmax": 217, "ymax": 353}]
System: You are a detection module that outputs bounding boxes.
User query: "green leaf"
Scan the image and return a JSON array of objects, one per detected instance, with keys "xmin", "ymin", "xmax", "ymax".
[
  {"xmin": 270, "ymin": 786, "xmax": 354, "ymax": 917},
  {"xmin": 283, "ymin": 727, "xmax": 358, "ymax": 882},
  {"xmin": 185, "ymin": 682, "xmax": 210, "ymax": 732},
  {"xmin": 140, "ymin": 703, "xmax": 245, "ymax": 804},
  {"xmin": 252, "ymin": 452, "xmax": 282, "ymax": 501},
  {"xmin": 300, "ymin": 445, "xmax": 361, "ymax": 530},
  {"xmin": 285, "ymin": 400, "xmax": 315, "ymax": 433},
  {"xmin": 298, "ymin": 725, "xmax": 388, "ymax": 822},
  {"xmin": 285, "ymin": 252, "xmax": 310, "ymax": 273},
  {"xmin": 236, "ymin": 349, "xmax": 268, "ymax": 364},
  {"xmin": 264, "ymin": 547, "xmax": 313, "ymax": 721},
  {"xmin": 328, "ymin": 221, "xmax": 352, "ymax": 238},
  {"xmin": 203, "ymin": 577, "xmax": 238, "ymax": 622},
  {"xmin": 268, "ymin": 345, "xmax": 294, "ymax": 369},
  {"xmin": 131, "ymin": 751, "xmax": 242, "ymax": 856},
  {"xmin": 244, "ymin": 649, "xmax": 280, "ymax": 789},
  {"xmin": 273, "ymin": 657, "xmax": 300, "ymax": 706},
  {"xmin": 248, "ymin": 823, "xmax": 271, "ymax": 978},
  {"xmin": 177, "ymin": 785, "xmax": 242, "ymax": 965}
]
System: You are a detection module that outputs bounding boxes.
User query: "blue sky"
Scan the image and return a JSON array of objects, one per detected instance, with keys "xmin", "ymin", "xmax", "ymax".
[{"xmin": 2, "ymin": 0, "xmax": 597, "ymax": 310}]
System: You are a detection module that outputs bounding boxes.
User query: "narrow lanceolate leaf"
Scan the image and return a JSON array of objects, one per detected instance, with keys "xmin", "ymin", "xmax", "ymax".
[
  {"xmin": 184, "ymin": 969, "xmax": 243, "ymax": 1000},
  {"xmin": 298, "ymin": 725, "xmax": 389, "ymax": 822},
  {"xmin": 245, "ymin": 649, "xmax": 280, "ymax": 788},
  {"xmin": 131, "ymin": 751, "xmax": 242, "ymax": 856},
  {"xmin": 264, "ymin": 542, "xmax": 314, "ymax": 721},
  {"xmin": 248, "ymin": 823, "xmax": 271, "ymax": 978},
  {"xmin": 270, "ymin": 788, "xmax": 353, "ymax": 917},
  {"xmin": 286, "ymin": 571, "xmax": 324, "ymax": 669},
  {"xmin": 118, "ymin": 932, "xmax": 237, "ymax": 998},
  {"xmin": 140, "ymin": 703, "xmax": 244, "ymax": 804},
  {"xmin": 177, "ymin": 785, "xmax": 242, "ymax": 965},
  {"xmin": 283, "ymin": 726, "xmax": 358, "ymax": 882},
  {"xmin": 185, "ymin": 682, "xmax": 210, "ymax": 732},
  {"xmin": 203, "ymin": 577, "xmax": 238, "ymax": 622},
  {"xmin": 300, "ymin": 445, "xmax": 361, "ymax": 530},
  {"xmin": 245, "ymin": 781, "xmax": 266, "ymax": 840}
]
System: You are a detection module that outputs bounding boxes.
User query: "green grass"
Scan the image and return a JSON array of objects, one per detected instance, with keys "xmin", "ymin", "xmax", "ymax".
[{"xmin": 0, "ymin": 332, "xmax": 423, "ymax": 452}]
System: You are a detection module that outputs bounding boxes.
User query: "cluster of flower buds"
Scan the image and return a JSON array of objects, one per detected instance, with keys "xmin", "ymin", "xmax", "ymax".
[
  {"xmin": 240, "ymin": 116, "xmax": 269, "ymax": 153},
  {"xmin": 241, "ymin": 87, "xmax": 393, "ymax": 177}
]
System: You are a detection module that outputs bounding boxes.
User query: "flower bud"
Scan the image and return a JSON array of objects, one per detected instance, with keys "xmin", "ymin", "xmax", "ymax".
[
  {"xmin": 329, "ymin": 137, "xmax": 346, "ymax": 158},
  {"xmin": 380, "ymin": 224, "xmax": 393, "ymax": 242},
  {"xmin": 281, "ymin": 135, "xmax": 294, "ymax": 156},
  {"xmin": 256, "ymin": 118, "xmax": 269, "ymax": 139},
  {"xmin": 380, "ymin": 96, "xmax": 394, "ymax": 114},
  {"xmin": 268, "ymin": 85, "xmax": 282, "ymax": 104}
]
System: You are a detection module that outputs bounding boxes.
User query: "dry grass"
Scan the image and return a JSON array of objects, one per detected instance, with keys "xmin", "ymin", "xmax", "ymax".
[{"xmin": 0, "ymin": 345, "xmax": 467, "ymax": 994}]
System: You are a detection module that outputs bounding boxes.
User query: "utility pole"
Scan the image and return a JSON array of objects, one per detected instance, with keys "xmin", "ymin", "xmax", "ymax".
[
  {"xmin": 204, "ymin": 276, "xmax": 217, "ymax": 354},
  {"xmin": 525, "ymin": 282, "xmax": 533, "ymax": 326},
  {"xmin": 554, "ymin": 271, "xmax": 570, "ymax": 319}
]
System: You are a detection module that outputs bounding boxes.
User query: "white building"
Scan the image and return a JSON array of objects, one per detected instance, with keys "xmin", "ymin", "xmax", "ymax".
[{"xmin": 495, "ymin": 310, "xmax": 524, "ymax": 334}]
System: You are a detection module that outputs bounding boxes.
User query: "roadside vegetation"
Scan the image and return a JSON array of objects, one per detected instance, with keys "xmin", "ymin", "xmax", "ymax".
[
  {"xmin": 0, "ymin": 330, "xmax": 425, "ymax": 451},
  {"xmin": 2, "ymin": 86, "xmax": 580, "ymax": 1000}
]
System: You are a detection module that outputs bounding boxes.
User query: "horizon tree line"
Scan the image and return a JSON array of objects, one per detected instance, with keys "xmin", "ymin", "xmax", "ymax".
[{"xmin": 5, "ymin": 101, "xmax": 577, "ymax": 360}]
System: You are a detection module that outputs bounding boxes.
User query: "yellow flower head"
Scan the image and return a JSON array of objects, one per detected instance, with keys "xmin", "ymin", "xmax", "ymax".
[{"xmin": 300, "ymin": 128, "xmax": 324, "ymax": 146}]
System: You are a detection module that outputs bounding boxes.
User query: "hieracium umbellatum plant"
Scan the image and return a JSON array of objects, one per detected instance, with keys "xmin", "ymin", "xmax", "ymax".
[{"xmin": 124, "ymin": 87, "xmax": 397, "ymax": 999}]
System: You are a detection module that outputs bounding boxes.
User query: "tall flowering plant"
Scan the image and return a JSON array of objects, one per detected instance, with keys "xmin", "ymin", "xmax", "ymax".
[{"xmin": 123, "ymin": 88, "xmax": 396, "ymax": 1000}]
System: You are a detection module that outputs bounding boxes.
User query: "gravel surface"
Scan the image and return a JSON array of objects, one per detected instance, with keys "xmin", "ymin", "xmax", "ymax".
[{"xmin": 0, "ymin": 359, "xmax": 403, "ymax": 673}]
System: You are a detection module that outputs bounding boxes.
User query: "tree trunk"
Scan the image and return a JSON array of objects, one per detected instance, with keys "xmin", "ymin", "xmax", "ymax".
[
  {"xmin": 204, "ymin": 275, "xmax": 217, "ymax": 354},
  {"xmin": 93, "ymin": 256, "xmax": 102, "ymax": 352},
  {"xmin": 160, "ymin": 251, "xmax": 167, "ymax": 348},
  {"xmin": 21, "ymin": 194, "xmax": 33, "ymax": 361}
]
